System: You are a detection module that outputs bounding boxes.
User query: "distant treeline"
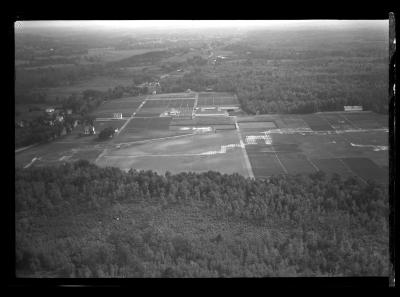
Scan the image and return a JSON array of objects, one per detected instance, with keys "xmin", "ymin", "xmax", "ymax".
[
  {"xmin": 160, "ymin": 58, "xmax": 388, "ymax": 114},
  {"xmin": 15, "ymin": 161, "xmax": 389, "ymax": 277}
]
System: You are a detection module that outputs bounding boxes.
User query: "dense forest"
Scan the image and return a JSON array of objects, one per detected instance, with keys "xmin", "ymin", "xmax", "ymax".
[
  {"xmin": 159, "ymin": 55, "xmax": 388, "ymax": 114},
  {"xmin": 15, "ymin": 161, "xmax": 389, "ymax": 277}
]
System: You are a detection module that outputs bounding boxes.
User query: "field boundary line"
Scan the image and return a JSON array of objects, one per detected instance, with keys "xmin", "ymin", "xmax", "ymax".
[
  {"xmin": 15, "ymin": 143, "xmax": 39, "ymax": 153},
  {"xmin": 235, "ymin": 117, "xmax": 254, "ymax": 179},
  {"xmin": 94, "ymin": 148, "xmax": 108, "ymax": 164},
  {"xmin": 305, "ymin": 156, "xmax": 320, "ymax": 172},
  {"xmin": 115, "ymin": 133, "xmax": 196, "ymax": 146},
  {"xmin": 272, "ymin": 151, "xmax": 288, "ymax": 174},
  {"xmin": 103, "ymin": 153, "xmax": 209, "ymax": 157},
  {"xmin": 339, "ymin": 114, "xmax": 360, "ymax": 130},
  {"xmin": 96, "ymin": 96, "xmax": 148, "ymax": 163},
  {"xmin": 317, "ymin": 114, "xmax": 336, "ymax": 130},
  {"xmin": 115, "ymin": 96, "xmax": 148, "ymax": 137},
  {"xmin": 337, "ymin": 157, "xmax": 368, "ymax": 185},
  {"xmin": 24, "ymin": 157, "xmax": 40, "ymax": 169}
]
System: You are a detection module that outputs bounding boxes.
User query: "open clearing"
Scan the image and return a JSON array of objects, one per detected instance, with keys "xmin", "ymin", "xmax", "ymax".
[
  {"xmin": 96, "ymin": 130, "xmax": 250, "ymax": 176},
  {"xmin": 15, "ymin": 92, "xmax": 388, "ymax": 184},
  {"xmin": 37, "ymin": 76, "xmax": 136, "ymax": 102},
  {"xmin": 90, "ymin": 96, "xmax": 145, "ymax": 118}
]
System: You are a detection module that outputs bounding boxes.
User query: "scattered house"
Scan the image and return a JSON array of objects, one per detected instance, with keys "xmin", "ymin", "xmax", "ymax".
[
  {"xmin": 205, "ymin": 88, "xmax": 213, "ymax": 92},
  {"xmin": 55, "ymin": 115, "xmax": 64, "ymax": 122},
  {"xmin": 169, "ymin": 108, "xmax": 180, "ymax": 116},
  {"xmin": 176, "ymin": 69, "xmax": 183, "ymax": 72},
  {"xmin": 344, "ymin": 106, "xmax": 363, "ymax": 112},
  {"xmin": 186, "ymin": 89, "xmax": 192, "ymax": 93},
  {"xmin": 84, "ymin": 125, "xmax": 96, "ymax": 135},
  {"xmin": 152, "ymin": 90, "xmax": 157, "ymax": 95},
  {"xmin": 113, "ymin": 113, "xmax": 123, "ymax": 119},
  {"xmin": 163, "ymin": 108, "xmax": 180, "ymax": 117},
  {"xmin": 45, "ymin": 107, "xmax": 55, "ymax": 114},
  {"xmin": 15, "ymin": 120, "xmax": 26, "ymax": 128},
  {"xmin": 66, "ymin": 109, "xmax": 73, "ymax": 115}
]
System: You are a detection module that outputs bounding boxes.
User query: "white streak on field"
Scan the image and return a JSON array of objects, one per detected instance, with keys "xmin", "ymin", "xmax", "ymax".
[
  {"xmin": 350, "ymin": 143, "xmax": 388, "ymax": 151},
  {"xmin": 24, "ymin": 157, "xmax": 40, "ymax": 169}
]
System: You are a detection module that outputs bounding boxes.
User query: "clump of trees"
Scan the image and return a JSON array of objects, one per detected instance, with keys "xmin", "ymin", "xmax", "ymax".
[
  {"xmin": 98, "ymin": 127, "xmax": 115, "ymax": 140},
  {"xmin": 15, "ymin": 161, "xmax": 389, "ymax": 277}
]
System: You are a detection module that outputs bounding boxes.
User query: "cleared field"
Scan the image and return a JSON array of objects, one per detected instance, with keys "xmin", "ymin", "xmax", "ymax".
[
  {"xmin": 91, "ymin": 97, "xmax": 144, "ymax": 117},
  {"xmin": 237, "ymin": 115, "xmax": 287, "ymax": 128},
  {"xmin": 311, "ymin": 158, "xmax": 353, "ymax": 178},
  {"xmin": 197, "ymin": 92, "xmax": 239, "ymax": 107},
  {"xmin": 15, "ymin": 138, "xmax": 104, "ymax": 169},
  {"xmin": 40, "ymin": 76, "xmax": 136, "ymax": 101},
  {"xmin": 280, "ymin": 115, "xmax": 310, "ymax": 129},
  {"xmin": 136, "ymin": 98, "xmax": 195, "ymax": 117},
  {"xmin": 198, "ymin": 92, "xmax": 234, "ymax": 98},
  {"xmin": 141, "ymin": 99, "xmax": 195, "ymax": 108},
  {"xmin": 302, "ymin": 114, "xmax": 333, "ymax": 131},
  {"xmin": 171, "ymin": 116, "xmax": 235, "ymax": 126},
  {"xmin": 114, "ymin": 117, "xmax": 187, "ymax": 142},
  {"xmin": 238, "ymin": 121, "xmax": 277, "ymax": 130},
  {"xmin": 341, "ymin": 113, "xmax": 388, "ymax": 129},
  {"xmin": 245, "ymin": 146, "xmax": 286, "ymax": 177},
  {"xmin": 94, "ymin": 119, "xmax": 127, "ymax": 131},
  {"xmin": 277, "ymin": 153, "xmax": 316, "ymax": 174},
  {"xmin": 317, "ymin": 113, "xmax": 355, "ymax": 130},
  {"xmin": 97, "ymin": 130, "xmax": 250, "ymax": 176},
  {"xmin": 341, "ymin": 157, "xmax": 388, "ymax": 184},
  {"xmin": 147, "ymin": 92, "xmax": 197, "ymax": 99},
  {"xmin": 169, "ymin": 125, "xmax": 236, "ymax": 131}
]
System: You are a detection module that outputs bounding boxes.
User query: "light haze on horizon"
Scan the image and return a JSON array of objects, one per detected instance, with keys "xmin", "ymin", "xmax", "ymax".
[{"xmin": 16, "ymin": 20, "xmax": 388, "ymax": 32}]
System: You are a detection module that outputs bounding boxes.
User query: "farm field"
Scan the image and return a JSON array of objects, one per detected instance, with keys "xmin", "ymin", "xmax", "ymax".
[
  {"xmin": 197, "ymin": 92, "xmax": 239, "ymax": 107},
  {"xmin": 15, "ymin": 136, "xmax": 105, "ymax": 168},
  {"xmin": 115, "ymin": 117, "xmax": 187, "ymax": 143},
  {"xmin": 97, "ymin": 130, "xmax": 251, "ymax": 176},
  {"xmin": 93, "ymin": 119, "xmax": 127, "ymax": 131},
  {"xmin": 15, "ymin": 90, "xmax": 389, "ymax": 185},
  {"xmin": 135, "ymin": 94, "xmax": 196, "ymax": 118},
  {"xmin": 238, "ymin": 112, "xmax": 388, "ymax": 183},
  {"xmin": 90, "ymin": 96, "xmax": 145, "ymax": 118}
]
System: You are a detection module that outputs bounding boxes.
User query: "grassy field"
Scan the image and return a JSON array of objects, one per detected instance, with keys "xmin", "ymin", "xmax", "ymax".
[
  {"xmin": 93, "ymin": 119, "xmax": 127, "ymax": 131},
  {"xmin": 97, "ymin": 130, "xmax": 250, "ymax": 176},
  {"xmin": 197, "ymin": 92, "xmax": 239, "ymax": 107},
  {"xmin": 38, "ymin": 76, "xmax": 136, "ymax": 101},
  {"xmin": 90, "ymin": 96, "xmax": 145, "ymax": 118}
]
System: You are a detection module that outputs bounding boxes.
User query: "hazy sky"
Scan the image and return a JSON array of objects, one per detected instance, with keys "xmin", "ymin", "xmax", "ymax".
[{"xmin": 16, "ymin": 20, "xmax": 388, "ymax": 32}]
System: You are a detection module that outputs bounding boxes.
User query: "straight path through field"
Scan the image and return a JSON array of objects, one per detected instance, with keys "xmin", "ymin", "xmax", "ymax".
[
  {"xmin": 95, "ymin": 96, "xmax": 148, "ymax": 164},
  {"xmin": 305, "ymin": 155, "xmax": 320, "ymax": 172},
  {"xmin": 339, "ymin": 114, "xmax": 361, "ymax": 130},
  {"xmin": 271, "ymin": 150, "xmax": 288, "ymax": 174},
  {"xmin": 321, "ymin": 131, "xmax": 368, "ymax": 184},
  {"xmin": 234, "ymin": 117, "xmax": 254, "ymax": 179}
]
